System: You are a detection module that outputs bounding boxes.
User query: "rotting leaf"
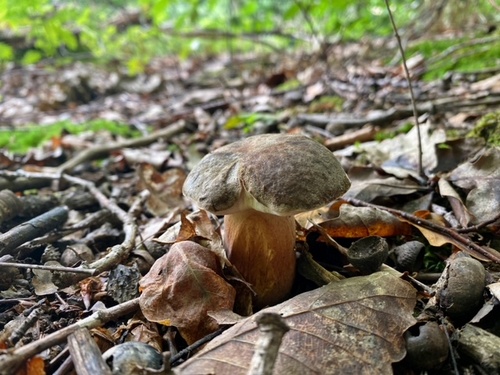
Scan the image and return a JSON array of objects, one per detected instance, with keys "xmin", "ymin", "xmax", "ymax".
[
  {"xmin": 176, "ymin": 271, "xmax": 416, "ymax": 375},
  {"xmin": 139, "ymin": 241, "xmax": 235, "ymax": 344},
  {"xmin": 318, "ymin": 204, "xmax": 413, "ymax": 238}
]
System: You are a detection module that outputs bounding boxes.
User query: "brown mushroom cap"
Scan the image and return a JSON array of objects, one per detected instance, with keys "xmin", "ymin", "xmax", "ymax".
[{"xmin": 183, "ymin": 134, "xmax": 350, "ymax": 215}]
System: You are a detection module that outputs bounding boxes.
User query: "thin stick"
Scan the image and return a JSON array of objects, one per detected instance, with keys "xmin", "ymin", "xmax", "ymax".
[
  {"xmin": 384, "ymin": 0, "xmax": 425, "ymax": 178},
  {"xmin": 0, "ymin": 262, "xmax": 96, "ymax": 275},
  {"xmin": 170, "ymin": 327, "xmax": 226, "ymax": 365}
]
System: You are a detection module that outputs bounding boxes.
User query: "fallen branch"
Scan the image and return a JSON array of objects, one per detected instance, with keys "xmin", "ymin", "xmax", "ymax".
[
  {"xmin": 57, "ymin": 120, "xmax": 187, "ymax": 174},
  {"xmin": 0, "ymin": 206, "xmax": 69, "ymax": 257}
]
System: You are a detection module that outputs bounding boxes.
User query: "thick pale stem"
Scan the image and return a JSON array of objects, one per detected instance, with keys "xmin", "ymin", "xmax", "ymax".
[{"xmin": 223, "ymin": 210, "xmax": 296, "ymax": 309}]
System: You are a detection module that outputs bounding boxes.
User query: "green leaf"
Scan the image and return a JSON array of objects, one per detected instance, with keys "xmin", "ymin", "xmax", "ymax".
[
  {"xmin": 0, "ymin": 42, "xmax": 14, "ymax": 61},
  {"xmin": 21, "ymin": 50, "xmax": 43, "ymax": 65}
]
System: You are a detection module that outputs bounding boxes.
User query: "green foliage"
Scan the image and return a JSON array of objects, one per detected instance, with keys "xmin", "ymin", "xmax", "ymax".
[
  {"xmin": 0, "ymin": 42, "xmax": 14, "ymax": 60},
  {"xmin": 408, "ymin": 34, "xmax": 500, "ymax": 81},
  {"xmin": 309, "ymin": 95, "xmax": 344, "ymax": 113},
  {"xmin": 423, "ymin": 248, "xmax": 447, "ymax": 272},
  {"xmin": 224, "ymin": 112, "xmax": 281, "ymax": 133},
  {"xmin": 0, "ymin": 120, "xmax": 140, "ymax": 154},
  {"xmin": 0, "ymin": 0, "xmax": 497, "ymax": 74},
  {"xmin": 468, "ymin": 112, "xmax": 500, "ymax": 147},
  {"xmin": 0, "ymin": 0, "xmax": 425, "ymax": 71},
  {"xmin": 375, "ymin": 123, "xmax": 413, "ymax": 141}
]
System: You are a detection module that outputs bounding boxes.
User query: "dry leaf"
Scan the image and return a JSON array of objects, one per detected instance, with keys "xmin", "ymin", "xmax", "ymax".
[
  {"xmin": 177, "ymin": 271, "xmax": 416, "ymax": 375},
  {"xmin": 438, "ymin": 178, "xmax": 474, "ymax": 227},
  {"xmin": 139, "ymin": 241, "xmax": 235, "ymax": 344},
  {"xmin": 319, "ymin": 204, "xmax": 413, "ymax": 238},
  {"xmin": 17, "ymin": 356, "xmax": 45, "ymax": 375},
  {"xmin": 448, "ymin": 147, "xmax": 500, "ymax": 190},
  {"xmin": 137, "ymin": 164, "xmax": 187, "ymax": 216},
  {"xmin": 345, "ymin": 166, "xmax": 424, "ymax": 202}
]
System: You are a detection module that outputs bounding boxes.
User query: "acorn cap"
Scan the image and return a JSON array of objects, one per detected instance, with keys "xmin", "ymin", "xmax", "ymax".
[{"xmin": 183, "ymin": 134, "xmax": 350, "ymax": 216}]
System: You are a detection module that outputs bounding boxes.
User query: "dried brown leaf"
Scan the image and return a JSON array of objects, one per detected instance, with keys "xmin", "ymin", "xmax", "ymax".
[
  {"xmin": 177, "ymin": 271, "xmax": 416, "ymax": 375},
  {"xmin": 139, "ymin": 241, "xmax": 235, "ymax": 344},
  {"xmin": 137, "ymin": 164, "xmax": 187, "ymax": 216}
]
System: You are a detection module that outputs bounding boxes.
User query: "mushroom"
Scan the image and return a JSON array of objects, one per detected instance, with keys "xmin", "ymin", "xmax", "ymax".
[{"xmin": 183, "ymin": 134, "xmax": 350, "ymax": 308}]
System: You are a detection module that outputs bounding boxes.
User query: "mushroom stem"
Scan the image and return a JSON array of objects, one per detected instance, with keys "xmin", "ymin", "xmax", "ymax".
[{"xmin": 223, "ymin": 210, "xmax": 296, "ymax": 309}]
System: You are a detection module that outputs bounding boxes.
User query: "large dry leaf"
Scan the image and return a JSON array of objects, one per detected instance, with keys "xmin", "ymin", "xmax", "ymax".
[
  {"xmin": 139, "ymin": 241, "xmax": 235, "ymax": 344},
  {"xmin": 176, "ymin": 271, "xmax": 416, "ymax": 375},
  {"xmin": 447, "ymin": 147, "xmax": 500, "ymax": 190},
  {"xmin": 465, "ymin": 180, "xmax": 500, "ymax": 224}
]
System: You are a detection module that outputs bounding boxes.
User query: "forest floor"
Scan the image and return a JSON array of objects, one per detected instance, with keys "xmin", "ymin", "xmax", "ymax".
[{"xmin": 0, "ymin": 38, "xmax": 500, "ymax": 375}]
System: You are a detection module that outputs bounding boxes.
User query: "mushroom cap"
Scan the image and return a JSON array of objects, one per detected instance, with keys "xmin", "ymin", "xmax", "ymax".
[{"xmin": 183, "ymin": 134, "xmax": 350, "ymax": 216}]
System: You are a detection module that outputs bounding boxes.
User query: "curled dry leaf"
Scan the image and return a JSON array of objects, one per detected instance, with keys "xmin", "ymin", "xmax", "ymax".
[
  {"xmin": 318, "ymin": 204, "xmax": 413, "ymax": 238},
  {"xmin": 157, "ymin": 210, "xmax": 222, "ymax": 245},
  {"xmin": 139, "ymin": 241, "xmax": 235, "ymax": 344},
  {"xmin": 176, "ymin": 271, "xmax": 416, "ymax": 375},
  {"xmin": 437, "ymin": 178, "xmax": 473, "ymax": 227}
]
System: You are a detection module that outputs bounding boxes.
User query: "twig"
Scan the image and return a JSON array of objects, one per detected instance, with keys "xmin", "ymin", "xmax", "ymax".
[
  {"xmin": 67, "ymin": 328, "xmax": 112, "ymax": 375},
  {"xmin": 247, "ymin": 313, "xmax": 290, "ymax": 375},
  {"xmin": 384, "ymin": 0, "xmax": 425, "ymax": 179},
  {"xmin": 61, "ymin": 174, "xmax": 138, "ymax": 275},
  {"xmin": 293, "ymin": 0, "xmax": 322, "ymax": 48},
  {"xmin": 8, "ymin": 301, "xmax": 46, "ymax": 346},
  {"xmin": 0, "ymin": 298, "xmax": 140, "ymax": 375},
  {"xmin": 56, "ymin": 121, "xmax": 187, "ymax": 174},
  {"xmin": 488, "ymin": 0, "xmax": 500, "ymax": 11},
  {"xmin": 170, "ymin": 327, "xmax": 226, "ymax": 366},
  {"xmin": 457, "ymin": 211, "xmax": 500, "ymax": 233},
  {"xmin": 0, "ymin": 262, "xmax": 96, "ymax": 275},
  {"xmin": 324, "ymin": 125, "xmax": 379, "ymax": 150}
]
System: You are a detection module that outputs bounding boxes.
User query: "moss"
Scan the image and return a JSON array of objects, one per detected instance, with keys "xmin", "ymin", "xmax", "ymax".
[
  {"xmin": 309, "ymin": 96, "xmax": 344, "ymax": 113},
  {"xmin": 468, "ymin": 112, "xmax": 500, "ymax": 146}
]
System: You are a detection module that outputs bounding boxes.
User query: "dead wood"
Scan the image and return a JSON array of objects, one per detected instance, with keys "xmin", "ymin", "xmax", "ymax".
[
  {"xmin": 0, "ymin": 206, "xmax": 69, "ymax": 257},
  {"xmin": 67, "ymin": 328, "xmax": 112, "ymax": 375}
]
